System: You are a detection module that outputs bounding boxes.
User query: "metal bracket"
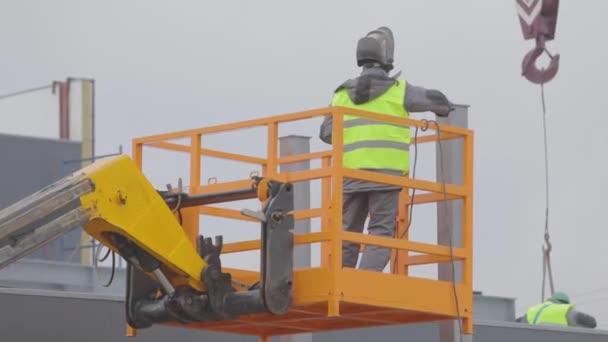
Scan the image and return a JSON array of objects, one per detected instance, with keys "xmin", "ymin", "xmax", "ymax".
[
  {"xmin": 199, "ymin": 235, "xmax": 236, "ymax": 320},
  {"xmin": 241, "ymin": 209, "xmax": 267, "ymax": 222},
  {"xmin": 259, "ymin": 182, "xmax": 294, "ymax": 314}
]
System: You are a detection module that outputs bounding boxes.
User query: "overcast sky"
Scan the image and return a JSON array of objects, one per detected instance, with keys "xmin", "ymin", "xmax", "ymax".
[{"xmin": 1, "ymin": 0, "xmax": 608, "ymax": 330}]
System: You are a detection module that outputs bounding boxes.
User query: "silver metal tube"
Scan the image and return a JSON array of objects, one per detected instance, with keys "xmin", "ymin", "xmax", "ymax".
[{"xmin": 153, "ymin": 269, "xmax": 175, "ymax": 295}]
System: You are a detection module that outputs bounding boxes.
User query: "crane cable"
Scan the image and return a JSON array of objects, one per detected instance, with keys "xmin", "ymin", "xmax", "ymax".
[{"xmin": 539, "ymin": 73, "xmax": 556, "ymax": 302}]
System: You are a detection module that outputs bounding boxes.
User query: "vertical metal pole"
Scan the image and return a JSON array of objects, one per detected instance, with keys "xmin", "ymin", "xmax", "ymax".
[
  {"xmin": 436, "ymin": 104, "xmax": 471, "ymax": 342},
  {"xmin": 57, "ymin": 80, "xmax": 70, "ymax": 140},
  {"xmin": 81, "ymin": 79, "xmax": 94, "ymax": 168},
  {"xmin": 79, "ymin": 79, "xmax": 93, "ymax": 266},
  {"xmin": 320, "ymin": 156, "xmax": 331, "ymax": 268},
  {"xmin": 279, "ymin": 135, "xmax": 312, "ymax": 342},
  {"xmin": 329, "ymin": 110, "xmax": 344, "ymax": 318},
  {"xmin": 392, "ymin": 189, "xmax": 409, "ymax": 275},
  {"xmin": 182, "ymin": 134, "xmax": 202, "ymax": 244}
]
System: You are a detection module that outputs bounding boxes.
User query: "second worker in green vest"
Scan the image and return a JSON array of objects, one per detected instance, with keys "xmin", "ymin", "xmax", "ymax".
[
  {"xmin": 516, "ymin": 291, "xmax": 597, "ymax": 328},
  {"xmin": 319, "ymin": 26, "xmax": 454, "ymax": 271}
]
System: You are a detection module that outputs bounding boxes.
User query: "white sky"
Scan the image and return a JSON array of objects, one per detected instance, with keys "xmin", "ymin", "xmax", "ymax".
[{"xmin": 1, "ymin": 0, "xmax": 608, "ymax": 330}]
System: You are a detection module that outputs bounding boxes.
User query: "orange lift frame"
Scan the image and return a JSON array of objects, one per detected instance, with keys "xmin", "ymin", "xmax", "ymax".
[{"xmin": 130, "ymin": 106, "xmax": 474, "ymax": 339}]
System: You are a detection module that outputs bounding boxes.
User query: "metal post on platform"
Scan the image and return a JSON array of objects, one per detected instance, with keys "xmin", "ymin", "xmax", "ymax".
[
  {"xmin": 436, "ymin": 104, "xmax": 472, "ymax": 342},
  {"xmin": 279, "ymin": 135, "xmax": 312, "ymax": 342}
]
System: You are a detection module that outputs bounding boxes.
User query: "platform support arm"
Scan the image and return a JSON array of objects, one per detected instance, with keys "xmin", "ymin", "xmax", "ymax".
[{"xmin": 126, "ymin": 177, "xmax": 295, "ymax": 328}]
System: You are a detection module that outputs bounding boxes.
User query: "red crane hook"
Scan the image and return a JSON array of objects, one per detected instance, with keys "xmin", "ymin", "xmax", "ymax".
[
  {"xmin": 515, "ymin": 0, "xmax": 561, "ymax": 84},
  {"xmin": 521, "ymin": 35, "xmax": 560, "ymax": 84}
]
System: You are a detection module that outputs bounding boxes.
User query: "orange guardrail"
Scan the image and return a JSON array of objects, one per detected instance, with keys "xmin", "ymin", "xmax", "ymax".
[{"xmin": 131, "ymin": 106, "xmax": 474, "ymax": 336}]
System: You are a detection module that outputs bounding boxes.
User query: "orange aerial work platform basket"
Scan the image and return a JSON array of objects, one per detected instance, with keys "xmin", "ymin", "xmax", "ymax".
[{"xmin": 129, "ymin": 106, "xmax": 474, "ymax": 340}]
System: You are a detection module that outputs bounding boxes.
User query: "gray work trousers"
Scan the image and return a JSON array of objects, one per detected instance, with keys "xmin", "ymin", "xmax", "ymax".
[{"xmin": 342, "ymin": 190, "xmax": 400, "ymax": 271}]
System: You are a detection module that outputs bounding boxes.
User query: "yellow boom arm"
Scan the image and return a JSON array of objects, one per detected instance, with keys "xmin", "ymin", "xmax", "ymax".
[
  {"xmin": 79, "ymin": 155, "xmax": 207, "ymax": 292},
  {"xmin": 0, "ymin": 155, "xmax": 295, "ymax": 329}
]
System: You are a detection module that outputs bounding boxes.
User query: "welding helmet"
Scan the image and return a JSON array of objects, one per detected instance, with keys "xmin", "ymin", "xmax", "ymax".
[{"xmin": 356, "ymin": 26, "xmax": 395, "ymax": 71}]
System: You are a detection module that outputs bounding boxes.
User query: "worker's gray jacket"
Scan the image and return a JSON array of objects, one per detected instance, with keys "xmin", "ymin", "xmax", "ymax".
[{"xmin": 319, "ymin": 66, "xmax": 453, "ymax": 193}]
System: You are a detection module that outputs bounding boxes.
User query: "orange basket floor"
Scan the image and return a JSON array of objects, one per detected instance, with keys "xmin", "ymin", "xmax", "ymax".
[{"xmin": 173, "ymin": 301, "xmax": 455, "ymax": 337}]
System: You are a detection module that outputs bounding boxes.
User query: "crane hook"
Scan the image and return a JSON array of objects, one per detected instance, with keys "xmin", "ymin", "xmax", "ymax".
[
  {"xmin": 515, "ymin": 0, "xmax": 561, "ymax": 84},
  {"xmin": 522, "ymin": 36, "xmax": 560, "ymax": 84}
]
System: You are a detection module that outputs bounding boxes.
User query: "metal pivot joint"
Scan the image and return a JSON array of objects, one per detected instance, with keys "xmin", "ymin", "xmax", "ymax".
[
  {"xmin": 125, "ymin": 178, "xmax": 295, "ymax": 328},
  {"xmin": 516, "ymin": 0, "xmax": 560, "ymax": 84}
]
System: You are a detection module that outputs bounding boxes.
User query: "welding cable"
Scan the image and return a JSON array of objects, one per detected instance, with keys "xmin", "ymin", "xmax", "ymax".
[
  {"xmin": 95, "ymin": 242, "xmax": 116, "ymax": 288},
  {"xmin": 390, "ymin": 118, "xmax": 464, "ymax": 342}
]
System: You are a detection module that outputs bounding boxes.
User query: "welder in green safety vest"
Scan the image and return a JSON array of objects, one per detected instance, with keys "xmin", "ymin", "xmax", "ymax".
[
  {"xmin": 516, "ymin": 291, "xmax": 597, "ymax": 328},
  {"xmin": 319, "ymin": 26, "xmax": 454, "ymax": 271}
]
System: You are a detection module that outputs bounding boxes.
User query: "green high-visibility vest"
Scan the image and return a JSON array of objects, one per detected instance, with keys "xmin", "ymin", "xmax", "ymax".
[
  {"xmin": 331, "ymin": 79, "xmax": 410, "ymax": 173},
  {"xmin": 526, "ymin": 302, "xmax": 573, "ymax": 326}
]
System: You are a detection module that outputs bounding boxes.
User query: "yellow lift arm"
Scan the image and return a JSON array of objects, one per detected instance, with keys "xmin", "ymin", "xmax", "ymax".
[{"xmin": 0, "ymin": 155, "xmax": 295, "ymax": 329}]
